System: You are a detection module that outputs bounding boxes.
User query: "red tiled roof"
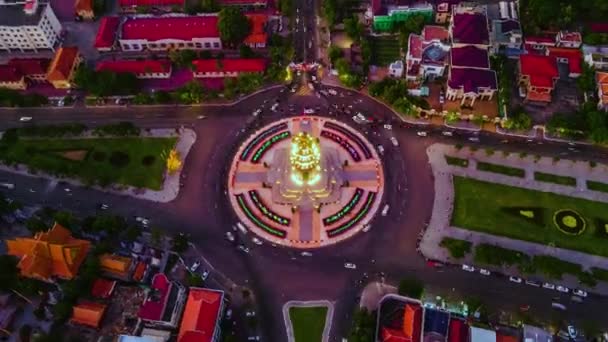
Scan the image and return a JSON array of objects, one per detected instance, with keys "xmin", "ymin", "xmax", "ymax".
[
  {"xmin": 244, "ymin": 13, "xmax": 268, "ymax": 45},
  {"xmin": 451, "ymin": 45, "xmax": 489, "ymax": 68},
  {"xmin": 0, "ymin": 65, "xmax": 23, "ymax": 82},
  {"xmin": 423, "ymin": 26, "xmax": 449, "ymax": 42},
  {"xmin": 178, "ymin": 288, "xmax": 223, "ymax": 342},
  {"xmin": 448, "ymin": 318, "xmax": 468, "ymax": 342},
  {"xmin": 448, "ymin": 68, "xmax": 497, "ymax": 93},
  {"xmin": 219, "ymin": 0, "xmax": 267, "ymax": 5},
  {"xmin": 120, "ymin": 0, "xmax": 183, "ymax": 6},
  {"xmin": 524, "ymin": 35, "xmax": 555, "ymax": 44},
  {"xmin": 95, "ymin": 16, "xmax": 120, "ymax": 49},
  {"xmin": 496, "ymin": 333, "xmax": 518, "ymax": 342},
  {"xmin": 75, "ymin": 0, "xmax": 93, "ymax": 14},
  {"xmin": 121, "ymin": 16, "xmax": 219, "ymax": 41},
  {"xmin": 192, "ymin": 58, "xmax": 266, "ymax": 74},
  {"xmin": 590, "ymin": 23, "xmax": 608, "ymax": 33},
  {"xmin": 598, "ymin": 71, "xmax": 608, "ymax": 106},
  {"xmin": 133, "ymin": 261, "xmax": 147, "ymax": 282},
  {"xmin": 452, "ymin": 13, "xmax": 489, "ymax": 45},
  {"xmin": 520, "ymin": 54, "xmax": 559, "ymax": 88},
  {"xmin": 558, "ymin": 31, "xmax": 581, "ymax": 43},
  {"xmin": 526, "ymin": 89, "xmax": 552, "ymax": 102},
  {"xmin": 8, "ymin": 58, "xmax": 50, "ymax": 76},
  {"xmin": 547, "ymin": 47, "xmax": 582, "ymax": 75},
  {"xmin": 139, "ymin": 273, "xmax": 172, "ymax": 322},
  {"xmin": 91, "ymin": 278, "xmax": 117, "ymax": 299},
  {"xmin": 408, "ymin": 34, "xmax": 423, "ymax": 59},
  {"xmin": 47, "ymin": 47, "xmax": 80, "ymax": 82},
  {"xmin": 96, "ymin": 59, "xmax": 171, "ymax": 75}
]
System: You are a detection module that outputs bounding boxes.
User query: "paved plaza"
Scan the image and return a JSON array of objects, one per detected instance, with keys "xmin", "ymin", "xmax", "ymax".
[{"xmin": 228, "ymin": 116, "xmax": 385, "ymax": 248}]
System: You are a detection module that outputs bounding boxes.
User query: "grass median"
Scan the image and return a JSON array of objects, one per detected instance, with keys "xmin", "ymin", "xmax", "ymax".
[
  {"xmin": 476, "ymin": 161, "xmax": 525, "ymax": 178},
  {"xmin": 534, "ymin": 171, "xmax": 576, "ymax": 186},
  {"xmin": 289, "ymin": 306, "xmax": 328, "ymax": 342},
  {"xmin": 452, "ymin": 176, "xmax": 608, "ymax": 256},
  {"xmin": 0, "ymin": 137, "xmax": 176, "ymax": 190}
]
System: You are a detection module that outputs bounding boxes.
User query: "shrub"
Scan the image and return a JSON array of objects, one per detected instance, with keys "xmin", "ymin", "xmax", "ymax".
[
  {"xmin": 474, "ymin": 244, "xmax": 529, "ymax": 267},
  {"xmin": 439, "ymin": 237, "xmax": 471, "ymax": 258},
  {"xmin": 92, "ymin": 151, "xmax": 106, "ymax": 162},
  {"xmin": 532, "ymin": 255, "xmax": 582, "ymax": 280},
  {"xmin": 142, "ymin": 155, "xmax": 156, "ymax": 166},
  {"xmin": 591, "ymin": 267, "xmax": 608, "ymax": 281},
  {"xmin": 445, "ymin": 156, "xmax": 468, "ymax": 167},
  {"xmin": 109, "ymin": 151, "xmax": 130, "ymax": 168}
]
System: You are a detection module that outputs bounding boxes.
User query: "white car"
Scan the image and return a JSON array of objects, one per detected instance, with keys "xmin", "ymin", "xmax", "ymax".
[
  {"xmin": 462, "ymin": 264, "xmax": 475, "ymax": 272},
  {"xmin": 542, "ymin": 282, "xmax": 556, "ymax": 290},
  {"xmin": 381, "ymin": 204, "xmax": 389, "ymax": 216},
  {"xmin": 557, "ymin": 285, "xmax": 570, "ymax": 293},
  {"xmin": 377, "ymin": 145, "xmax": 385, "ymax": 155},
  {"xmin": 197, "ymin": 115, "xmax": 206, "ymax": 120},
  {"xmin": 19, "ymin": 116, "xmax": 33, "ymax": 122},
  {"xmin": 390, "ymin": 137, "xmax": 399, "ymax": 147},
  {"xmin": 271, "ymin": 103, "xmax": 279, "ymax": 111},
  {"xmin": 236, "ymin": 222, "xmax": 248, "ymax": 234},
  {"xmin": 441, "ymin": 131, "xmax": 453, "ymax": 137},
  {"xmin": 245, "ymin": 310, "xmax": 256, "ymax": 317},
  {"xmin": 252, "ymin": 237, "xmax": 263, "ymax": 245},
  {"xmin": 344, "ymin": 262, "xmax": 357, "ymax": 269},
  {"xmin": 237, "ymin": 245, "xmax": 250, "ymax": 253},
  {"xmin": 468, "ymin": 137, "xmax": 480, "ymax": 142},
  {"xmin": 479, "ymin": 269, "xmax": 491, "ymax": 276},
  {"xmin": 201, "ymin": 269, "xmax": 210, "ymax": 280},
  {"xmin": 301, "ymin": 251, "xmax": 313, "ymax": 256},
  {"xmin": 303, "ymin": 108, "xmax": 315, "ymax": 114},
  {"xmin": 225, "ymin": 231, "xmax": 235, "ymax": 242},
  {"xmin": 416, "ymin": 131, "xmax": 428, "ymax": 137},
  {"xmin": 509, "ymin": 276, "xmax": 523, "ymax": 283},
  {"xmin": 247, "ymin": 337, "xmax": 260, "ymax": 341},
  {"xmin": 64, "ymin": 188, "xmax": 72, "ymax": 192},
  {"xmin": 190, "ymin": 261, "xmax": 201, "ymax": 272},
  {"xmin": 572, "ymin": 289, "xmax": 587, "ymax": 297},
  {"xmin": 328, "ymin": 89, "xmax": 338, "ymax": 96},
  {"xmin": 100, "ymin": 204, "xmax": 109, "ymax": 210},
  {"xmin": 252, "ymin": 109, "xmax": 262, "ymax": 116},
  {"xmin": 362, "ymin": 224, "xmax": 372, "ymax": 232},
  {"xmin": 352, "ymin": 113, "xmax": 367, "ymax": 124},
  {"xmin": 383, "ymin": 124, "xmax": 392, "ymax": 130}
]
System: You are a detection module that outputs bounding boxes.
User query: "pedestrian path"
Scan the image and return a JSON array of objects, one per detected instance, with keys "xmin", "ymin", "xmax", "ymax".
[{"xmin": 420, "ymin": 143, "xmax": 608, "ymax": 294}]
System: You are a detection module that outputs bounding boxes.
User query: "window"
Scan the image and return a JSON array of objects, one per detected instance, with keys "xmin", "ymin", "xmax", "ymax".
[
  {"xmin": 195, "ymin": 43, "xmax": 202, "ymax": 48},
  {"xmin": 204, "ymin": 42, "xmax": 210, "ymax": 48},
  {"xmin": 123, "ymin": 44, "xmax": 131, "ymax": 50},
  {"xmin": 213, "ymin": 42, "xmax": 220, "ymax": 48},
  {"xmin": 178, "ymin": 43, "xmax": 184, "ymax": 47}
]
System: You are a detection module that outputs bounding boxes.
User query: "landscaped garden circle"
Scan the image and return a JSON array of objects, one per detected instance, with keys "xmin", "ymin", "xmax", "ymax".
[
  {"xmin": 553, "ymin": 209, "xmax": 586, "ymax": 235},
  {"xmin": 228, "ymin": 116, "xmax": 385, "ymax": 248}
]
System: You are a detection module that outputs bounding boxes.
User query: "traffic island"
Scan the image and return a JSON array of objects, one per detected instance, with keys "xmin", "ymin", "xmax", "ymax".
[{"xmin": 283, "ymin": 300, "xmax": 333, "ymax": 342}]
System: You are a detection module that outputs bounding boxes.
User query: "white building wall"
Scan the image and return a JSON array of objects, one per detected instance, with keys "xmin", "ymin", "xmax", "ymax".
[
  {"xmin": 119, "ymin": 37, "xmax": 222, "ymax": 52},
  {"xmin": 0, "ymin": 4, "xmax": 62, "ymax": 52}
]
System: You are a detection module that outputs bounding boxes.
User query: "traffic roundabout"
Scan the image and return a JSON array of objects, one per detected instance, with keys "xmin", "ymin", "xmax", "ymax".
[{"xmin": 228, "ymin": 116, "xmax": 385, "ymax": 248}]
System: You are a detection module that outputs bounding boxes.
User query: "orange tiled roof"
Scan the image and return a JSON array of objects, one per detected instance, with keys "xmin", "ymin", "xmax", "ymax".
[
  {"xmin": 47, "ymin": 47, "xmax": 80, "ymax": 82},
  {"xmin": 6, "ymin": 223, "xmax": 91, "ymax": 281},
  {"xmin": 75, "ymin": 0, "xmax": 93, "ymax": 14},
  {"xmin": 99, "ymin": 254, "xmax": 133, "ymax": 276},
  {"xmin": 70, "ymin": 301, "xmax": 107, "ymax": 328},
  {"xmin": 178, "ymin": 288, "xmax": 223, "ymax": 342},
  {"xmin": 244, "ymin": 14, "xmax": 268, "ymax": 45},
  {"xmin": 132, "ymin": 261, "xmax": 147, "ymax": 282},
  {"xmin": 598, "ymin": 71, "xmax": 608, "ymax": 105}
]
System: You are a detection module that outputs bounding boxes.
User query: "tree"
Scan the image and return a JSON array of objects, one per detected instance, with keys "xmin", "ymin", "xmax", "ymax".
[
  {"xmin": 0, "ymin": 255, "xmax": 19, "ymax": 291},
  {"xmin": 151, "ymin": 227, "xmax": 164, "ymax": 246},
  {"xmin": 53, "ymin": 211, "xmax": 75, "ymax": 230},
  {"xmin": 218, "ymin": 8, "xmax": 252, "ymax": 47},
  {"xmin": 321, "ymin": 0, "xmax": 337, "ymax": 27},
  {"xmin": 166, "ymin": 149, "xmax": 183, "ymax": 173},
  {"xmin": 347, "ymin": 309, "xmax": 376, "ymax": 342},
  {"xmin": 239, "ymin": 44, "xmax": 255, "ymax": 58},
  {"xmin": 26, "ymin": 217, "xmax": 47, "ymax": 233},
  {"xmin": 502, "ymin": 110, "xmax": 532, "ymax": 131},
  {"xmin": 587, "ymin": 110, "xmax": 608, "ymax": 143},
  {"xmin": 398, "ymin": 277, "xmax": 424, "ymax": 299},
  {"xmin": 344, "ymin": 15, "xmax": 363, "ymax": 43},
  {"xmin": 277, "ymin": 0, "xmax": 292, "ymax": 16},
  {"xmin": 176, "ymin": 81, "xmax": 205, "ymax": 104},
  {"xmin": 169, "ymin": 50, "xmax": 198, "ymax": 68},
  {"xmin": 88, "ymin": 214, "xmax": 126, "ymax": 235},
  {"xmin": 577, "ymin": 63, "xmax": 596, "ymax": 94},
  {"xmin": 124, "ymin": 225, "xmax": 142, "ymax": 242},
  {"xmin": 172, "ymin": 233, "xmax": 190, "ymax": 253},
  {"xmin": 200, "ymin": 0, "xmax": 219, "ymax": 12},
  {"xmin": 328, "ymin": 45, "xmax": 342, "ymax": 64}
]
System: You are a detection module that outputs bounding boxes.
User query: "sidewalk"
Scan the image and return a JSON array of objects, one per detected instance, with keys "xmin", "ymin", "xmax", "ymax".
[{"xmin": 420, "ymin": 143, "xmax": 608, "ymax": 294}]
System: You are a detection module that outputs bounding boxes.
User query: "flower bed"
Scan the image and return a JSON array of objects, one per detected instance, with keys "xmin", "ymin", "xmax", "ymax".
[
  {"xmin": 240, "ymin": 122, "xmax": 288, "ymax": 161},
  {"xmin": 236, "ymin": 194, "xmax": 287, "ymax": 238},
  {"xmin": 327, "ymin": 192, "xmax": 376, "ymax": 237},
  {"xmin": 251, "ymin": 131, "xmax": 291, "ymax": 163},
  {"xmin": 320, "ymin": 130, "xmax": 361, "ymax": 162},
  {"xmin": 323, "ymin": 122, "xmax": 372, "ymax": 159},
  {"xmin": 553, "ymin": 209, "xmax": 586, "ymax": 235},
  {"xmin": 323, "ymin": 188, "xmax": 364, "ymax": 225},
  {"xmin": 249, "ymin": 190, "xmax": 290, "ymax": 226}
]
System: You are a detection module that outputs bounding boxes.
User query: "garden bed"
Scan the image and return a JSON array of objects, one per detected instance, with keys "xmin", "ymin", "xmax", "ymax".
[
  {"xmin": 289, "ymin": 306, "xmax": 328, "ymax": 342},
  {"xmin": 534, "ymin": 171, "xmax": 576, "ymax": 186},
  {"xmin": 445, "ymin": 156, "xmax": 468, "ymax": 167},
  {"xmin": 587, "ymin": 180, "xmax": 608, "ymax": 193},
  {"xmin": 476, "ymin": 162, "xmax": 525, "ymax": 178},
  {"xmin": 0, "ymin": 137, "xmax": 176, "ymax": 190},
  {"xmin": 451, "ymin": 177, "xmax": 608, "ymax": 256}
]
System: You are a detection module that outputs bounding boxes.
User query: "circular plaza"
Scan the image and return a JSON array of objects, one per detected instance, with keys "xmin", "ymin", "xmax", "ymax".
[{"xmin": 228, "ymin": 116, "xmax": 385, "ymax": 248}]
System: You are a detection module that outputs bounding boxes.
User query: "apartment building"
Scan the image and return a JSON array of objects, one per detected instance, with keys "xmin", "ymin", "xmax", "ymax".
[{"xmin": 0, "ymin": 0, "xmax": 62, "ymax": 52}]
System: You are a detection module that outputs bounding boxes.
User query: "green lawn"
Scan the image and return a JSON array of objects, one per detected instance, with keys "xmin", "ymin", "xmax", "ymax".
[
  {"xmin": 534, "ymin": 171, "xmax": 576, "ymax": 186},
  {"xmin": 445, "ymin": 156, "xmax": 469, "ymax": 167},
  {"xmin": 0, "ymin": 137, "xmax": 176, "ymax": 190},
  {"xmin": 452, "ymin": 177, "xmax": 608, "ymax": 256},
  {"xmin": 587, "ymin": 180, "xmax": 608, "ymax": 193},
  {"xmin": 289, "ymin": 306, "xmax": 328, "ymax": 342},
  {"xmin": 476, "ymin": 161, "xmax": 525, "ymax": 178},
  {"xmin": 368, "ymin": 36, "xmax": 400, "ymax": 66}
]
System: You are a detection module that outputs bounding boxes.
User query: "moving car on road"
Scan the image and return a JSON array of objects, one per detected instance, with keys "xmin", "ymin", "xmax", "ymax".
[
  {"xmin": 479, "ymin": 269, "xmax": 490, "ymax": 276},
  {"xmin": 252, "ymin": 237, "xmax": 263, "ymax": 245},
  {"xmin": 573, "ymin": 289, "xmax": 587, "ymax": 297},
  {"xmin": 362, "ymin": 224, "xmax": 371, "ymax": 232},
  {"xmin": 509, "ymin": 276, "xmax": 523, "ymax": 283},
  {"xmin": 237, "ymin": 245, "xmax": 250, "ymax": 253},
  {"xmin": 381, "ymin": 204, "xmax": 390, "ymax": 216},
  {"xmin": 201, "ymin": 269, "xmax": 210, "ymax": 280},
  {"xmin": 225, "ymin": 232, "xmax": 235, "ymax": 242},
  {"xmin": 377, "ymin": 145, "xmax": 384, "ymax": 155},
  {"xmin": 461, "ymin": 264, "xmax": 475, "ymax": 272},
  {"xmin": 390, "ymin": 137, "xmax": 399, "ymax": 147},
  {"xmin": 190, "ymin": 260, "xmax": 201, "ymax": 272},
  {"xmin": 441, "ymin": 131, "xmax": 453, "ymax": 136},
  {"xmin": 19, "ymin": 116, "xmax": 32, "ymax": 122},
  {"xmin": 344, "ymin": 262, "xmax": 357, "ymax": 269},
  {"xmin": 416, "ymin": 131, "xmax": 428, "ymax": 137}
]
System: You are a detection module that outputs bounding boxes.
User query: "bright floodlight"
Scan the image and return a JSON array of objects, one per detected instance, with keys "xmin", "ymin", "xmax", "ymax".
[{"xmin": 289, "ymin": 132, "xmax": 321, "ymax": 186}]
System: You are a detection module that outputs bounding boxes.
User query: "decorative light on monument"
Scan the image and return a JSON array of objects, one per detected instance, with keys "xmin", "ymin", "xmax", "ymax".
[{"xmin": 289, "ymin": 132, "xmax": 321, "ymax": 186}]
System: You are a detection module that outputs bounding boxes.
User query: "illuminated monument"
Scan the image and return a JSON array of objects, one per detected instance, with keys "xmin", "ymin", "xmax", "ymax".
[{"xmin": 267, "ymin": 121, "xmax": 344, "ymax": 210}]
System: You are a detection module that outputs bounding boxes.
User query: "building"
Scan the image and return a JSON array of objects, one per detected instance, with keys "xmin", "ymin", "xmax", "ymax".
[
  {"xmin": 8, "ymin": 58, "xmax": 51, "ymax": 83},
  {"xmin": 423, "ymin": 308, "xmax": 450, "ymax": 342},
  {"xmin": 94, "ymin": 16, "xmax": 120, "ymax": 51},
  {"xmin": 389, "ymin": 60, "xmax": 404, "ymax": 78},
  {"xmin": 447, "ymin": 45, "xmax": 497, "ymax": 105},
  {"xmin": 451, "ymin": 45, "xmax": 489, "ymax": 69},
  {"xmin": 47, "ymin": 47, "xmax": 81, "ymax": 89},
  {"xmin": 178, "ymin": 288, "xmax": 225, "ymax": 342},
  {"xmin": 556, "ymin": 31, "xmax": 582, "ymax": 49},
  {"xmin": 518, "ymin": 53, "xmax": 559, "ymax": 103},
  {"xmin": 138, "ymin": 273, "xmax": 186, "ymax": 328},
  {"xmin": 547, "ymin": 47, "xmax": 583, "ymax": 78},
  {"xmin": 406, "ymin": 25, "xmax": 450, "ymax": 81},
  {"xmin": 597, "ymin": 71, "xmax": 608, "ymax": 111},
  {"xmin": 447, "ymin": 317, "xmax": 468, "ymax": 342},
  {"xmin": 219, "ymin": 0, "xmax": 267, "ymax": 8},
  {"xmin": 470, "ymin": 327, "xmax": 496, "ymax": 342},
  {"xmin": 244, "ymin": 14, "xmax": 268, "ymax": 48},
  {"xmin": 450, "ymin": 5, "xmax": 490, "ymax": 48},
  {"xmin": 96, "ymin": 59, "xmax": 172, "ymax": 79},
  {"xmin": 0, "ymin": 1, "xmax": 62, "ymax": 52},
  {"xmin": 192, "ymin": 58, "xmax": 266, "ymax": 78},
  {"xmin": 0, "ymin": 66, "xmax": 26, "ymax": 90},
  {"xmin": 119, "ymin": 15, "xmax": 222, "ymax": 52},
  {"xmin": 490, "ymin": 19, "xmax": 522, "ymax": 56},
  {"xmin": 524, "ymin": 35, "xmax": 556, "ymax": 55},
  {"xmin": 91, "ymin": 278, "xmax": 117, "ymax": 299},
  {"xmin": 371, "ymin": 1, "xmax": 434, "ymax": 32},
  {"xmin": 75, "ymin": 0, "xmax": 94, "ymax": 20},
  {"xmin": 120, "ymin": 0, "xmax": 185, "ymax": 11},
  {"xmin": 435, "ymin": 0, "xmax": 463, "ymax": 24},
  {"xmin": 99, "ymin": 254, "xmax": 134, "ymax": 280},
  {"xmin": 6, "ymin": 222, "xmax": 91, "ymax": 282},
  {"xmin": 70, "ymin": 301, "xmax": 107, "ymax": 329},
  {"xmin": 582, "ymin": 45, "xmax": 608, "ymax": 70},
  {"xmin": 522, "ymin": 325, "xmax": 553, "ymax": 342}
]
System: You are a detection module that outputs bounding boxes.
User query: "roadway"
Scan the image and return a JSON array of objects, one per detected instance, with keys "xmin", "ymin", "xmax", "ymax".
[{"xmin": 3, "ymin": 85, "xmax": 608, "ymax": 340}]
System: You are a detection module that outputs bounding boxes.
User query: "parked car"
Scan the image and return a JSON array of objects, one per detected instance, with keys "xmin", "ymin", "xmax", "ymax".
[
  {"xmin": 551, "ymin": 302, "xmax": 567, "ymax": 310},
  {"xmin": 344, "ymin": 262, "xmax": 357, "ymax": 269},
  {"xmin": 441, "ymin": 131, "xmax": 453, "ymax": 137},
  {"xmin": 328, "ymin": 89, "xmax": 338, "ymax": 96},
  {"xmin": 383, "ymin": 124, "xmax": 392, "ymax": 130},
  {"xmin": 362, "ymin": 224, "xmax": 372, "ymax": 232},
  {"xmin": 557, "ymin": 285, "xmax": 570, "ymax": 293},
  {"xmin": 525, "ymin": 280, "xmax": 541, "ymax": 287},
  {"xmin": 461, "ymin": 264, "xmax": 475, "ymax": 272},
  {"xmin": 190, "ymin": 260, "xmax": 201, "ymax": 272},
  {"xmin": 390, "ymin": 137, "xmax": 399, "ymax": 147},
  {"xmin": 247, "ymin": 337, "xmax": 260, "ymax": 341},
  {"xmin": 572, "ymin": 289, "xmax": 587, "ymax": 297},
  {"xmin": 301, "ymin": 251, "xmax": 313, "ymax": 257},
  {"xmin": 225, "ymin": 231, "xmax": 235, "ymax": 242},
  {"xmin": 252, "ymin": 237, "xmax": 263, "ymax": 245},
  {"xmin": 381, "ymin": 204, "xmax": 390, "ymax": 216},
  {"xmin": 201, "ymin": 269, "xmax": 210, "ymax": 280},
  {"xmin": 542, "ymin": 282, "xmax": 556, "ymax": 290},
  {"xmin": 416, "ymin": 131, "xmax": 428, "ymax": 137},
  {"xmin": 377, "ymin": 145, "xmax": 385, "ymax": 155},
  {"xmin": 252, "ymin": 109, "xmax": 262, "ymax": 116},
  {"xmin": 303, "ymin": 108, "xmax": 315, "ymax": 114},
  {"xmin": 245, "ymin": 310, "xmax": 256, "ymax": 317},
  {"xmin": 509, "ymin": 276, "xmax": 523, "ymax": 283},
  {"xmin": 479, "ymin": 269, "xmax": 491, "ymax": 276},
  {"xmin": 19, "ymin": 116, "xmax": 33, "ymax": 122},
  {"xmin": 237, "ymin": 245, "xmax": 250, "ymax": 253},
  {"xmin": 468, "ymin": 137, "xmax": 480, "ymax": 142}
]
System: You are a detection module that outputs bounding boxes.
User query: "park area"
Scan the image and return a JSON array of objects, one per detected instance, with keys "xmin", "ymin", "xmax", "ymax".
[
  {"xmin": 288, "ymin": 306, "xmax": 328, "ymax": 342},
  {"xmin": 0, "ymin": 137, "xmax": 176, "ymax": 190},
  {"xmin": 368, "ymin": 36, "xmax": 400, "ymax": 66},
  {"xmin": 451, "ymin": 176, "xmax": 608, "ymax": 257}
]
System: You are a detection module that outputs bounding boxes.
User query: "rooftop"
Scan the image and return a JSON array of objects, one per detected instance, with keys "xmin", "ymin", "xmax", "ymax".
[
  {"xmin": 451, "ymin": 45, "xmax": 489, "ymax": 68},
  {"xmin": 448, "ymin": 67, "xmax": 497, "ymax": 93},
  {"xmin": 470, "ymin": 327, "xmax": 496, "ymax": 342},
  {"xmin": 244, "ymin": 13, "xmax": 268, "ymax": 45},
  {"xmin": 547, "ymin": 47, "xmax": 583, "ymax": 75},
  {"xmin": 0, "ymin": 3, "xmax": 47, "ymax": 27},
  {"xmin": 138, "ymin": 273, "xmax": 172, "ymax": 322},
  {"xmin": 8, "ymin": 58, "xmax": 50, "ymax": 76},
  {"xmin": 121, "ymin": 15, "xmax": 219, "ymax": 41},
  {"xmin": 452, "ymin": 12, "xmax": 489, "ymax": 45},
  {"xmin": 519, "ymin": 54, "xmax": 559, "ymax": 88},
  {"xmin": 447, "ymin": 318, "xmax": 468, "ymax": 342},
  {"xmin": 0, "ymin": 65, "xmax": 24, "ymax": 82},
  {"xmin": 91, "ymin": 278, "xmax": 117, "ymax": 299},
  {"xmin": 192, "ymin": 58, "xmax": 266, "ymax": 74},
  {"xmin": 47, "ymin": 47, "xmax": 80, "ymax": 82},
  {"xmin": 120, "ymin": 0, "xmax": 184, "ymax": 6},
  {"xmin": 178, "ymin": 288, "xmax": 224, "ymax": 342},
  {"xmin": 94, "ymin": 16, "xmax": 120, "ymax": 49},
  {"xmin": 423, "ymin": 25, "xmax": 449, "ymax": 42},
  {"xmin": 70, "ymin": 301, "xmax": 107, "ymax": 329},
  {"xmin": 96, "ymin": 59, "xmax": 172, "ymax": 74}
]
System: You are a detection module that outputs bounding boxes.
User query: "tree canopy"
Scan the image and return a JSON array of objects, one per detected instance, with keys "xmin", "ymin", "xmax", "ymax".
[
  {"xmin": 218, "ymin": 8, "xmax": 252, "ymax": 47},
  {"xmin": 74, "ymin": 66, "xmax": 139, "ymax": 97},
  {"xmin": 520, "ymin": 0, "xmax": 608, "ymax": 34}
]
